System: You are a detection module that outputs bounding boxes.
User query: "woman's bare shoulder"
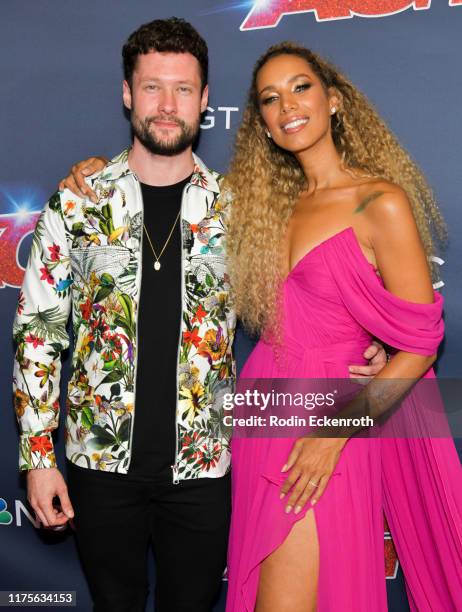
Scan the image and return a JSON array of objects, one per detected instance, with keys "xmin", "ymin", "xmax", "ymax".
[{"xmin": 353, "ymin": 179, "xmax": 410, "ymax": 222}]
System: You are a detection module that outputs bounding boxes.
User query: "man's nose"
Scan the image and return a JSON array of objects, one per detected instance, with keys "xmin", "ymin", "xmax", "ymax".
[{"xmin": 158, "ymin": 88, "xmax": 177, "ymax": 114}]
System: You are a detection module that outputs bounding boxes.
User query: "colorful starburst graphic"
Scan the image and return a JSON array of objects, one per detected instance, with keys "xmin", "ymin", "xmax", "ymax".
[
  {"xmin": 0, "ymin": 498, "xmax": 13, "ymax": 525},
  {"xmin": 0, "ymin": 184, "xmax": 43, "ymax": 289}
]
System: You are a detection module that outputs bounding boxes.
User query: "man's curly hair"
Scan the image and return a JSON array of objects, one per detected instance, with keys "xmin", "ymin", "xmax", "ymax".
[{"xmin": 122, "ymin": 17, "xmax": 208, "ymax": 91}]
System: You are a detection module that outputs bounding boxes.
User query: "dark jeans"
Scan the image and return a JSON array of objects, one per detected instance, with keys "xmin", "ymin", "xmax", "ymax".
[{"xmin": 67, "ymin": 462, "xmax": 231, "ymax": 612}]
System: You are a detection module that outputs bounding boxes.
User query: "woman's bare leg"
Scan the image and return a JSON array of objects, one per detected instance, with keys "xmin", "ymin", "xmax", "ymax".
[{"xmin": 255, "ymin": 509, "xmax": 319, "ymax": 612}]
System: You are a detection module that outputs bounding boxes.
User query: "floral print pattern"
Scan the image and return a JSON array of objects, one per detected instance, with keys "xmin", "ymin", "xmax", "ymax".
[{"xmin": 13, "ymin": 150, "xmax": 235, "ymax": 479}]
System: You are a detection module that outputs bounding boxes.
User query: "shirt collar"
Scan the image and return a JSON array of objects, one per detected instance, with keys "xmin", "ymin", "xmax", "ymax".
[{"xmin": 97, "ymin": 148, "xmax": 220, "ymax": 194}]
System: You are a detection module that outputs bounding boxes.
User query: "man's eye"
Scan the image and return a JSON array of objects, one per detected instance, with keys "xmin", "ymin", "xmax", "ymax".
[{"xmin": 179, "ymin": 87, "xmax": 192, "ymax": 94}]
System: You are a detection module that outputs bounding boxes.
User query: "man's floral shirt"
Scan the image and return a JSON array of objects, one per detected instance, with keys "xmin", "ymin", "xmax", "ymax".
[{"xmin": 13, "ymin": 150, "xmax": 236, "ymax": 481}]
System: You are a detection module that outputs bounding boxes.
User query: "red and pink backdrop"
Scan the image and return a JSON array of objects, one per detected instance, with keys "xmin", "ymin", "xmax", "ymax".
[{"xmin": 1, "ymin": 1, "xmax": 460, "ymax": 609}]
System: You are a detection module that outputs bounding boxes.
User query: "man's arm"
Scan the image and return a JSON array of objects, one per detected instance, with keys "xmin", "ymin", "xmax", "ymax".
[
  {"xmin": 13, "ymin": 193, "xmax": 74, "ymax": 526},
  {"xmin": 58, "ymin": 156, "xmax": 108, "ymax": 202}
]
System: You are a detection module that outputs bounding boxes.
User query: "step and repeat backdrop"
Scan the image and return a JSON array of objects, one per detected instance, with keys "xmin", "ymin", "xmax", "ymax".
[{"xmin": 1, "ymin": 2, "xmax": 461, "ymax": 610}]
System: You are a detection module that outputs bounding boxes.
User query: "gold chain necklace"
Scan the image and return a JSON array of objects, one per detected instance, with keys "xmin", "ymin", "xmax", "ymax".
[{"xmin": 143, "ymin": 210, "xmax": 181, "ymax": 271}]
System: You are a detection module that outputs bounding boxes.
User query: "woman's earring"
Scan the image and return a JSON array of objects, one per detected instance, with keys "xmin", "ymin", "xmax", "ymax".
[
  {"xmin": 265, "ymin": 129, "xmax": 272, "ymax": 139},
  {"xmin": 330, "ymin": 106, "xmax": 337, "ymax": 115}
]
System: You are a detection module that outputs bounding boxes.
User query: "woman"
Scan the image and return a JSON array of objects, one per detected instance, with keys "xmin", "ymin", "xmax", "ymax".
[{"xmin": 224, "ymin": 43, "xmax": 461, "ymax": 611}]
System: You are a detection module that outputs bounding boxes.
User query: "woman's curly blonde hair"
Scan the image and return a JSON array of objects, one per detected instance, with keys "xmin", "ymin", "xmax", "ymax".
[{"xmin": 224, "ymin": 42, "xmax": 447, "ymax": 339}]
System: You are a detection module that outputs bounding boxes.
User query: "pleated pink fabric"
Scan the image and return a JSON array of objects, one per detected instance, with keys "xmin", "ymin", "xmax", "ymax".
[{"xmin": 226, "ymin": 227, "xmax": 462, "ymax": 611}]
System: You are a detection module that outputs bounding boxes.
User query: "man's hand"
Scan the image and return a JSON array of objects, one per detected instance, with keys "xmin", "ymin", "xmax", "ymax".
[
  {"xmin": 58, "ymin": 156, "xmax": 108, "ymax": 203},
  {"xmin": 27, "ymin": 467, "xmax": 74, "ymax": 527},
  {"xmin": 349, "ymin": 341, "xmax": 388, "ymax": 379}
]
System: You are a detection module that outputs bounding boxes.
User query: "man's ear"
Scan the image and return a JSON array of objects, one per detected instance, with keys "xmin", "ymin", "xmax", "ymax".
[
  {"xmin": 123, "ymin": 80, "xmax": 132, "ymax": 111},
  {"xmin": 200, "ymin": 84, "xmax": 209, "ymax": 114}
]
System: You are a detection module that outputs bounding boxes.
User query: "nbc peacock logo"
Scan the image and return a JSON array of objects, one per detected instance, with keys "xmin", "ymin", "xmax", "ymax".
[{"xmin": 0, "ymin": 498, "xmax": 13, "ymax": 525}]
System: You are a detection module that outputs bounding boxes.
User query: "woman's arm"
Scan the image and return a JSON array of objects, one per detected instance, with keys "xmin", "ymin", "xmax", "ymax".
[{"xmin": 363, "ymin": 183, "xmax": 436, "ymax": 376}]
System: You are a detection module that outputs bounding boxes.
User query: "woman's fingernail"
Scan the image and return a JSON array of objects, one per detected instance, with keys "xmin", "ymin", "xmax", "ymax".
[
  {"xmin": 311, "ymin": 499, "xmax": 317, "ymax": 506},
  {"xmin": 280, "ymin": 492, "xmax": 286, "ymax": 500},
  {"xmin": 281, "ymin": 464, "xmax": 288, "ymax": 472},
  {"xmin": 285, "ymin": 505, "xmax": 292, "ymax": 514},
  {"xmin": 294, "ymin": 506, "xmax": 302, "ymax": 515}
]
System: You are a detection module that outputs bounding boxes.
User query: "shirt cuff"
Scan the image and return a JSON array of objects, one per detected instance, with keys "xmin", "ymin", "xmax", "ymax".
[{"xmin": 19, "ymin": 431, "xmax": 56, "ymax": 471}]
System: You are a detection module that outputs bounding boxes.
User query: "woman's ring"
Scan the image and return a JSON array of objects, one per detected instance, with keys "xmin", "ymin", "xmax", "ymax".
[{"xmin": 309, "ymin": 480, "xmax": 319, "ymax": 487}]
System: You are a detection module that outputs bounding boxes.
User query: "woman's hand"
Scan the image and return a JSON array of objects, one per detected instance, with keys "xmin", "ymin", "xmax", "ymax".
[
  {"xmin": 58, "ymin": 156, "xmax": 109, "ymax": 202},
  {"xmin": 280, "ymin": 437, "xmax": 346, "ymax": 513}
]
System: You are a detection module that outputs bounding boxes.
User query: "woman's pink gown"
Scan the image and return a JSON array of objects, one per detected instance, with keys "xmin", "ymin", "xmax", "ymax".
[{"xmin": 226, "ymin": 227, "xmax": 462, "ymax": 611}]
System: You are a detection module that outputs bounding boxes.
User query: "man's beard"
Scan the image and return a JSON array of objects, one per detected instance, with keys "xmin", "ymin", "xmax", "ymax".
[{"xmin": 131, "ymin": 112, "xmax": 200, "ymax": 156}]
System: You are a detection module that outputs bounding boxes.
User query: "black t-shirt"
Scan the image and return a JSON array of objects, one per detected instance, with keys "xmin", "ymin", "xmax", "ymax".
[{"xmin": 129, "ymin": 176, "xmax": 191, "ymax": 480}]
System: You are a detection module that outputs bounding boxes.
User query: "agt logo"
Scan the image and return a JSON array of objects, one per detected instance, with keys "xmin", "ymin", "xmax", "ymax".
[
  {"xmin": 241, "ymin": 0, "xmax": 461, "ymax": 30},
  {"xmin": 0, "ymin": 210, "xmax": 40, "ymax": 289},
  {"xmin": 201, "ymin": 105, "xmax": 240, "ymax": 130},
  {"xmin": 385, "ymin": 526, "xmax": 399, "ymax": 579}
]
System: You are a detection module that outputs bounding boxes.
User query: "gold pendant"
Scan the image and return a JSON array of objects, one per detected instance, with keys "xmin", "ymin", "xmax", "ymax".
[{"xmin": 154, "ymin": 261, "xmax": 161, "ymax": 271}]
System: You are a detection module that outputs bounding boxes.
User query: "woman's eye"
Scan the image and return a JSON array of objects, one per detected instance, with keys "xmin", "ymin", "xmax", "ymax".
[
  {"xmin": 261, "ymin": 95, "xmax": 278, "ymax": 105},
  {"xmin": 294, "ymin": 83, "xmax": 311, "ymax": 93}
]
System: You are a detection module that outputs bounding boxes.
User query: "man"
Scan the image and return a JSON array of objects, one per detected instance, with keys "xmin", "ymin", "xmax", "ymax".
[{"xmin": 13, "ymin": 16, "xmax": 385, "ymax": 612}]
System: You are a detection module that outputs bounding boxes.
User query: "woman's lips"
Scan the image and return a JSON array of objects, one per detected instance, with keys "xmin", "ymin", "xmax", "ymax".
[{"xmin": 281, "ymin": 117, "xmax": 309, "ymax": 134}]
